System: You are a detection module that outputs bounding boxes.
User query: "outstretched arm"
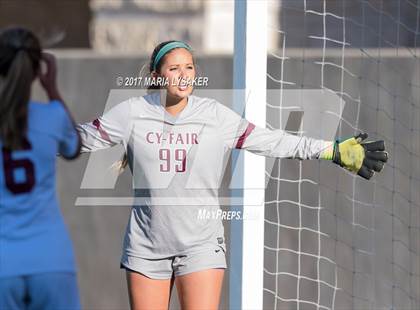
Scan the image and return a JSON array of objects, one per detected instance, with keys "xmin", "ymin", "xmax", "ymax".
[
  {"xmin": 232, "ymin": 123, "xmax": 332, "ymax": 160},
  {"xmin": 217, "ymin": 101, "xmax": 332, "ymax": 159},
  {"xmin": 216, "ymin": 102, "xmax": 388, "ymax": 180}
]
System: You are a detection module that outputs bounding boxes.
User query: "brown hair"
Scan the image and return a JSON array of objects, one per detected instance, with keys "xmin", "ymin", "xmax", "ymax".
[{"xmin": 0, "ymin": 27, "xmax": 41, "ymax": 150}]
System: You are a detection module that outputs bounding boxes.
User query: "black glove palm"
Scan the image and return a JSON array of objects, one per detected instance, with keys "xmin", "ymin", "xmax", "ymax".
[{"xmin": 333, "ymin": 133, "xmax": 388, "ymax": 180}]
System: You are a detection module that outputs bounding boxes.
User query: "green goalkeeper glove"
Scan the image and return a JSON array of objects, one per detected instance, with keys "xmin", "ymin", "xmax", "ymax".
[{"xmin": 321, "ymin": 133, "xmax": 388, "ymax": 180}]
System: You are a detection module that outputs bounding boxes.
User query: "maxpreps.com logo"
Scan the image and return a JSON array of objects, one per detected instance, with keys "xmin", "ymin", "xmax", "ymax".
[{"xmin": 197, "ymin": 208, "xmax": 259, "ymax": 221}]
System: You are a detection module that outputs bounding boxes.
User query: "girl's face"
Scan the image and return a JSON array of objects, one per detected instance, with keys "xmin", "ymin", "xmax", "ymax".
[{"xmin": 156, "ymin": 48, "xmax": 195, "ymax": 99}]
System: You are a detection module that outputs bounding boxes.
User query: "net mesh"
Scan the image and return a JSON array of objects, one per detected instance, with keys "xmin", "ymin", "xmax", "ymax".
[{"xmin": 263, "ymin": 1, "xmax": 420, "ymax": 309}]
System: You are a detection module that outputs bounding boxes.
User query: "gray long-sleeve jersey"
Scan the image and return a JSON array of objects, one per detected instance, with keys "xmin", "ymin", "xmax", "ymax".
[{"xmin": 77, "ymin": 92, "xmax": 330, "ymax": 258}]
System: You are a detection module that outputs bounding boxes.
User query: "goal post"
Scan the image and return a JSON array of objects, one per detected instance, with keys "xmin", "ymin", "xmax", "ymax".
[{"xmin": 230, "ymin": 0, "xmax": 268, "ymax": 309}]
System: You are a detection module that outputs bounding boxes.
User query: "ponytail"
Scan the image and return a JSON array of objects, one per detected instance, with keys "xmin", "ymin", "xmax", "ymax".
[
  {"xmin": 0, "ymin": 28, "xmax": 41, "ymax": 150},
  {"xmin": 0, "ymin": 51, "xmax": 35, "ymax": 149}
]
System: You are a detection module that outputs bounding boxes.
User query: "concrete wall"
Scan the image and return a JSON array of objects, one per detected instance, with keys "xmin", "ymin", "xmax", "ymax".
[{"xmin": 0, "ymin": 0, "xmax": 91, "ymax": 48}]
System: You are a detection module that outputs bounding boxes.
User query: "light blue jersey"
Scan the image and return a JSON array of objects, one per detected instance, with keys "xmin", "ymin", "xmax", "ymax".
[{"xmin": 0, "ymin": 100, "xmax": 80, "ymax": 277}]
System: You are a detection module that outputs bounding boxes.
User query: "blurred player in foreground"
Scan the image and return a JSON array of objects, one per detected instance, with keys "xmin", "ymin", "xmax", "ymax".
[
  {"xmin": 77, "ymin": 41, "xmax": 388, "ymax": 309},
  {"xmin": 0, "ymin": 27, "xmax": 81, "ymax": 309}
]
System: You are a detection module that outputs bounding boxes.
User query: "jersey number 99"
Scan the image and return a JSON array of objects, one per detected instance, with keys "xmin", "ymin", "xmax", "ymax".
[{"xmin": 159, "ymin": 148, "xmax": 186, "ymax": 173}]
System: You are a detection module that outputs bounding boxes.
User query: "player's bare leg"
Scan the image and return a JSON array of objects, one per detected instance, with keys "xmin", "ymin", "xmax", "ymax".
[
  {"xmin": 175, "ymin": 269, "xmax": 224, "ymax": 310},
  {"xmin": 126, "ymin": 271, "xmax": 174, "ymax": 310}
]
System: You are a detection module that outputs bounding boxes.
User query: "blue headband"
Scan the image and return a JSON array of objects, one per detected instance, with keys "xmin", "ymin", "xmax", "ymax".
[{"xmin": 153, "ymin": 41, "xmax": 192, "ymax": 71}]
